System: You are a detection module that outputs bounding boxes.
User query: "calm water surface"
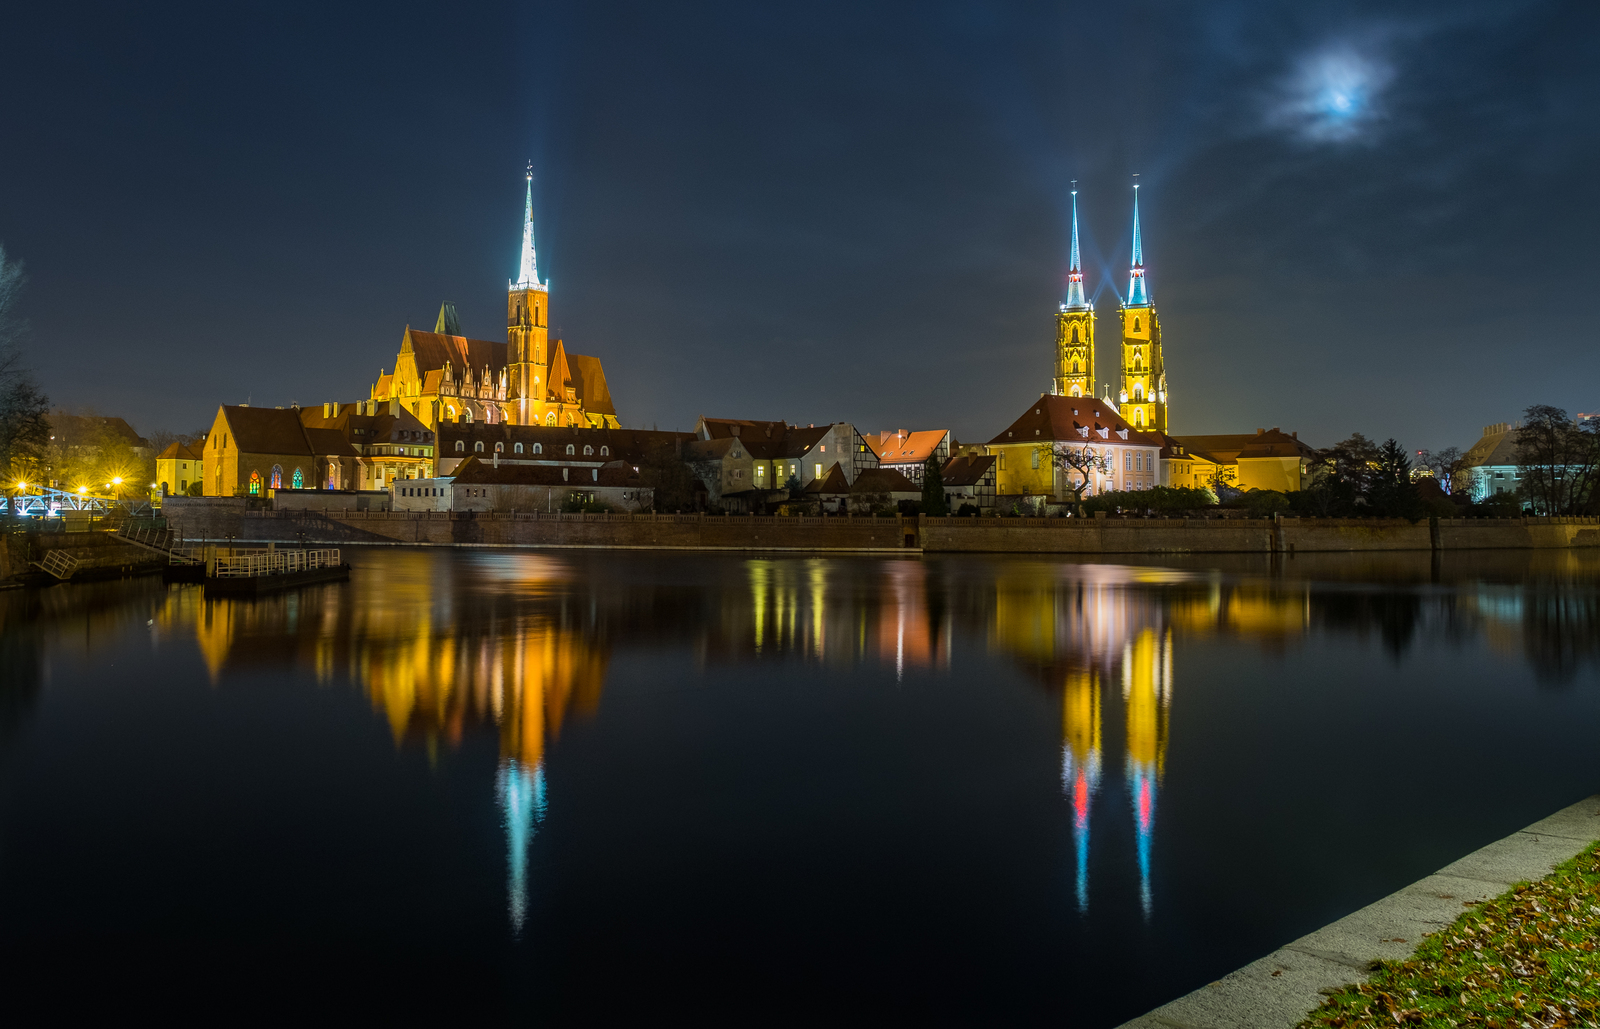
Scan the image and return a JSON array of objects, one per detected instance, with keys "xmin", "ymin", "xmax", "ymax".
[{"xmin": 1, "ymin": 548, "xmax": 1597, "ymax": 1022}]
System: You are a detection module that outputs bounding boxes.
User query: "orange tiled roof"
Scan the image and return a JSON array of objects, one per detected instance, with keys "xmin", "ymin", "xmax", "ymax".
[{"xmin": 866, "ymin": 429, "xmax": 947, "ymax": 465}]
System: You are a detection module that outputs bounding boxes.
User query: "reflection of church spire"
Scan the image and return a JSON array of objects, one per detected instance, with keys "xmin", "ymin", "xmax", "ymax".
[
  {"xmin": 1060, "ymin": 668, "xmax": 1101, "ymax": 912},
  {"xmin": 498, "ymin": 758, "xmax": 547, "ymax": 935},
  {"xmin": 1122, "ymin": 627, "xmax": 1171, "ymax": 919}
]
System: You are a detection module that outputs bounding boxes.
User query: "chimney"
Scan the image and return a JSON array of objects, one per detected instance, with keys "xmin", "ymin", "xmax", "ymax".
[
  {"xmin": 323, "ymin": 403, "xmax": 331, "ymax": 418},
  {"xmin": 332, "ymin": 402, "xmax": 340, "ymax": 418},
  {"xmin": 731, "ymin": 425, "xmax": 740, "ymax": 437},
  {"xmin": 1291, "ymin": 431, "xmax": 1298, "ymax": 439},
  {"xmin": 1256, "ymin": 428, "xmax": 1265, "ymax": 435},
  {"xmin": 1271, "ymin": 426, "xmax": 1280, "ymax": 433}
]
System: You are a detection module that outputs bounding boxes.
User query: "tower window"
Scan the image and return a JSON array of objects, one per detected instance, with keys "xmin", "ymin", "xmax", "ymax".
[
  {"xmin": 1134, "ymin": 318, "xmax": 1141, "ymax": 331},
  {"xmin": 1071, "ymin": 326, "xmax": 1079, "ymax": 343}
]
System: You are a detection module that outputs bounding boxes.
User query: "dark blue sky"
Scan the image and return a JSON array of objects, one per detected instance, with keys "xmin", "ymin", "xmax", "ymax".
[{"xmin": 2, "ymin": 0, "xmax": 1595, "ymax": 452}]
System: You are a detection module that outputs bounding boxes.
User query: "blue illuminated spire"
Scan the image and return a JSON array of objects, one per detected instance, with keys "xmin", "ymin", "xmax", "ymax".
[
  {"xmin": 1126, "ymin": 181, "xmax": 1150, "ymax": 307},
  {"xmin": 1061, "ymin": 186, "xmax": 1088, "ymax": 311}
]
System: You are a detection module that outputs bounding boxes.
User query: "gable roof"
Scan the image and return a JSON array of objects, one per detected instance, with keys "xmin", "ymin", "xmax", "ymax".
[
  {"xmin": 401, "ymin": 328, "xmax": 509, "ymax": 377},
  {"xmin": 866, "ymin": 429, "xmax": 948, "ymax": 465},
  {"xmin": 940, "ymin": 454, "xmax": 996, "ymax": 487},
  {"xmin": 157, "ymin": 441, "xmax": 205, "ymax": 462},
  {"xmin": 850, "ymin": 467, "xmax": 920, "ymax": 495},
  {"xmin": 220, "ymin": 406, "xmax": 314, "ymax": 456},
  {"xmin": 987, "ymin": 396, "xmax": 1163, "ymax": 448},
  {"xmin": 566, "ymin": 353, "xmax": 615, "ymax": 415},
  {"xmin": 695, "ymin": 417, "xmax": 833, "ymax": 460},
  {"xmin": 1462, "ymin": 424, "xmax": 1519, "ymax": 468},
  {"xmin": 302, "ymin": 427, "xmax": 361, "ymax": 457},
  {"xmin": 1173, "ymin": 429, "xmax": 1315, "ymax": 463},
  {"xmin": 803, "ymin": 462, "xmax": 851, "ymax": 495}
]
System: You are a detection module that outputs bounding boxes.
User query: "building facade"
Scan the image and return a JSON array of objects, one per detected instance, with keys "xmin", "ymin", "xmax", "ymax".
[
  {"xmin": 864, "ymin": 429, "xmax": 950, "ymax": 483},
  {"xmin": 368, "ymin": 173, "xmax": 619, "ymax": 432},
  {"xmin": 156, "ymin": 441, "xmax": 205, "ymax": 496},
  {"xmin": 986, "ymin": 396, "xmax": 1164, "ymax": 505}
]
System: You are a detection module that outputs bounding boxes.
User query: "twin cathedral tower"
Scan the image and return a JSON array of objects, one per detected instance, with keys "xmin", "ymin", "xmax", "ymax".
[{"xmin": 1053, "ymin": 183, "xmax": 1168, "ymax": 434}]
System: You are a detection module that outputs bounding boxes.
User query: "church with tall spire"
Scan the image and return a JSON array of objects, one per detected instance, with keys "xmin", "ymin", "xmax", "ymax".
[
  {"xmin": 1048, "ymin": 180, "xmax": 1171, "ymax": 433},
  {"xmin": 368, "ymin": 168, "xmax": 620, "ymax": 431},
  {"xmin": 1117, "ymin": 182, "xmax": 1168, "ymax": 433},
  {"xmin": 1054, "ymin": 186, "xmax": 1096, "ymax": 399}
]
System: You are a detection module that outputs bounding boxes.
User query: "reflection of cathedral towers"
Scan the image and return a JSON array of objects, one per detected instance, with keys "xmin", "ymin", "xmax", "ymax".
[
  {"xmin": 1123, "ymin": 627, "xmax": 1171, "ymax": 918},
  {"xmin": 1059, "ymin": 668, "xmax": 1101, "ymax": 912}
]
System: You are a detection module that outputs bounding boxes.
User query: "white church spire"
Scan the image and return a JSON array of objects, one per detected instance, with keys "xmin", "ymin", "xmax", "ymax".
[{"xmin": 513, "ymin": 164, "xmax": 545, "ymax": 292}]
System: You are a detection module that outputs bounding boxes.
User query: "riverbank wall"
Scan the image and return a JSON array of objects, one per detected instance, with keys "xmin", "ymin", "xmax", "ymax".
[
  {"xmin": 2, "ymin": 531, "xmax": 165, "ymax": 585},
  {"xmin": 152, "ymin": 502, "xmax": 1600, "ymax": 554}
]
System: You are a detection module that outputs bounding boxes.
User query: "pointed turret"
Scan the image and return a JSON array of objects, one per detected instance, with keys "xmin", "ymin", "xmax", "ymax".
[
  {"xmin": 1062, "ymin": 188, "xmax": 1089, "ymax": 311},
  {"xmin": 434, "ymin": 302, "xmax": 462, "ymax": 336},
  {"xmin": 513, "ymin": 166, "xmax": 541, "ymax": 290},
  {"xmin": 1126, "ymin": 183, "xmax": 1149, "ymax": 307}
]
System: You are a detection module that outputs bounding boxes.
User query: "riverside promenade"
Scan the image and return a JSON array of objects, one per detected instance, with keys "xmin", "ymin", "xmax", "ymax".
[{"xmin": 1117, "ymin": 795, "xmax": 1600, "ymax": 1029}]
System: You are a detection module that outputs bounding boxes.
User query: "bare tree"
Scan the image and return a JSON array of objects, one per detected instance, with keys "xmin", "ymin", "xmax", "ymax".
[
  {"xmin": 1515, "ymin": 405, "xmax": 1600, "ymax": 515},
  {"xmin": 1036, "ymin": 441, "xmax": 1111, "ymax": 514},
  {"xmin": 0, "ymin": 245, "xmax": 51, "ymax": 494},
  {"xmin": 1417, "ymin": 446, "xmax": 1467, "ymax": 495}
]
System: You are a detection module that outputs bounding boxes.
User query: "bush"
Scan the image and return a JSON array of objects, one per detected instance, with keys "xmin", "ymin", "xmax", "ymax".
[
  {"xmin": 560, "ymin": 495, "xmax": 614, "ymax": 513},
  {"xmin": 957, "ymin": 503, "xmax": 979, "ymax": 517},
  {"xmin": 1083, "ymin": 485, "xmax": 1217, "ymax": 515}
]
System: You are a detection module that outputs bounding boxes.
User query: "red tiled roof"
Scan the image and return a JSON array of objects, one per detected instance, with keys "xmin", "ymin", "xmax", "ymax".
[
  {"xmin": 987, "ymin": 396, "xmax": 1164, "ymax": 448},
  {"xmin": 402, "ymin": 329, "xmax": 509, "ymax": 376},
  {"xmin": 866, "ymin": 429, "xmax": 947, "ymax": 464},
  {"xmin": 220, "ymin": 406, "xmax": 313, "ymax": 456}
]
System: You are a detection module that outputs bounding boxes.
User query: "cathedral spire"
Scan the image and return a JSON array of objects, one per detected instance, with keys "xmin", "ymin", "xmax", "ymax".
[
  {"xmin": 1126, "ymin": 179, "xmax": 1149, "ymax": 307},
  {"xmin": 1062, "ymin": 184, "xmax": 1088, "ymax": 311},
  {"xmin": 514, "ymin": 164, "xmax": 542, "ymax": 290}
]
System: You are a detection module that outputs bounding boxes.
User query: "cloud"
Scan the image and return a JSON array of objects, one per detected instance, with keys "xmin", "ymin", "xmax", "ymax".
[{"xmin": 1267, "ymin": 43, "xmax": 1395, "ymax": 144}]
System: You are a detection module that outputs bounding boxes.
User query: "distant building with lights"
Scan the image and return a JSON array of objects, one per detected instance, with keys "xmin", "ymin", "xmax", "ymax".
[{"xmin": 368, "ymin": 171, "xmax": 620, "ymax": 432}]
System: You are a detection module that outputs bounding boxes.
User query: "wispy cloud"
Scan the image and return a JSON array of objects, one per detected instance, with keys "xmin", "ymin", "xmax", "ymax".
[{"xmin": 1266, "ymin": 43, "xmax": 1395, "ymax": 144}]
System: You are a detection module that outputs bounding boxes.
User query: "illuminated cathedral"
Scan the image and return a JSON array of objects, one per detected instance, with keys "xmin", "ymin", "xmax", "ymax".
[
  {"xmin": 369, "ymin": 170, "xmax": 620, "ymax": 431},
  {"xmin": 1053, "ymin": 183, "xmax": 1169, "ymax": 433}
]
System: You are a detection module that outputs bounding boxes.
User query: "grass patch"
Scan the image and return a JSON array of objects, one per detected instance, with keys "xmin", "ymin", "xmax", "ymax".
[{"xmin": 1298, "ymin": 842, "xmax": 1600, "ymax": 1027}]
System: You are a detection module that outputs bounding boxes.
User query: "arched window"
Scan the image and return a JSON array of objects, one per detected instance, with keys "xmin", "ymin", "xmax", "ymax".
[
  {"xmin": 249, "ymin": 470, "xmax": 262, "ymax": 495},
  {"xmin": 599, "ymin": 446, "xmax": 609, "ymax": 456},
  {"xmin": 474, "ymin": 441, "xmax": 484, "ymax": 453},
  {"xmin": 1133, "ymin": 318, "xmax": 1141, "ymax": 331},
  {"xmin": 495, "ymin": 442, "xmax": 504, "ymax": 453},
  {"xmin": 455, "ymin": 440, "xmax": 464, "ymax": 453},
  {"xmin": 291, "ymin": 467, "xmax": 304, "ymax": 489},
  {"xmin": 1071, "ymin": 326, "xmax": 1079, "ymax": 343},
  {"xmin": 1070, "ymin": 385, "xmax": 1081, "ymax": 397},
  {"xmin": 270, "ymin": 465, "xmax": 283, "ymax": 489},
  {"xmin": 532, "ymin": 443, "xmax": 542, "ymax": 454},
  {"xmin": 545, "ymin": 412, "xmax": 556, "ymax": 425},
  {"xmin": 566, "ymin": 444, "xmax": 575, "ymax": 455},
  {"xmin": 464, "ymin": 409, "xmax": 473, "ymax": 423},
  {"xmin": 583, "ymin": 445, "xmax": 593, "ymax": 456},
  {"xmin": 514, "ymin": 443, "xmax": 523, "ymax": 454}
]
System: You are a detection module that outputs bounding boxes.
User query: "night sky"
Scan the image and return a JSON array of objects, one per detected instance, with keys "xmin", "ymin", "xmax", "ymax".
[{"xmin": 3, "ymin": 1, "xmax": 1595, "ymax": 452}]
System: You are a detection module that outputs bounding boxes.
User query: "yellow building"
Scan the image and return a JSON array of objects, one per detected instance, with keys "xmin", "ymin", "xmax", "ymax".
[
  {"xmin": 1118, "ymin": 183, "xmax": 1168, "ymax": 433},
  {"xmin": 986, "ymin": 396, "xmax": 1165, "ymax": 506},
  {"xmin": 155, "ymin": 440, "xmax": 205, "ymax": 496},
  {"xmin": 1171, "ymin": 428, "xmax": 1316, "ymax": 492},
  {"xmin": 1054, "ymin": 188, "xmax": 1096, "ymax": 398},
  {"xmin": 369, "ymin": 171, "xmax": 619, "ymax": 432}
]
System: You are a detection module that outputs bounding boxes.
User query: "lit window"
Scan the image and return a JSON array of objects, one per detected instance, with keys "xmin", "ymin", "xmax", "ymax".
[
  {"xmin": 495, "ymin": 442, "xmax": 504, "ymax": 453},
  {"xmin": 815, "ymin": 463, "xmax": 822, "ymax": 478},
  {"xmin": 1031, "ymin": 450, "xmax": 1039, "ymax": 470},
  {"xmin": 248, "ymin": 471, "xmax": 262, "ymax": 495},
  {"xmin": 291, "ymin": 468, "xmax": 303, "ymax": 489},
  {"xmin": 270, "ymin": 465, "xmax": 283, "ymax": 489}
]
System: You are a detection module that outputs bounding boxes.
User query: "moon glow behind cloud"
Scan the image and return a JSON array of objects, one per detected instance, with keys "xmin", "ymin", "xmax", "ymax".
[{"xmin": 1272, "ymin": 45, "xmax": 1394, "ymax": 144}]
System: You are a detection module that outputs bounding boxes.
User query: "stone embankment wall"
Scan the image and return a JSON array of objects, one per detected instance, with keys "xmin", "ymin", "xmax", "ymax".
[
  {"xmin": 151, "ymin": 500, "xmax": 1600, "ymax": 554},
  {"xmin": 3, "ymin": 531, "xmax": 165, "ymax": 583}
]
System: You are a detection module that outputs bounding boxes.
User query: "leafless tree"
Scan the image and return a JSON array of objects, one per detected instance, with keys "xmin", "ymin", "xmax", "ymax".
[
  {"xmin": 1515, "ymin": 405, "xmax": 1600, "ymax": 515},
  {"xmin": 1417, "ymin": 446, "xmax": 1467, "ymax": 495},
  {"xmin": 1036, "ymin": 441, "xmax": 1111, "ymax": 514}
]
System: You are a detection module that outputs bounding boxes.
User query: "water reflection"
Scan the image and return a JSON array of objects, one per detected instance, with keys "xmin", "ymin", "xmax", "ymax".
[{"xmin": 1, "ymin": 549, "xmax": 1596, "ymax": 939}]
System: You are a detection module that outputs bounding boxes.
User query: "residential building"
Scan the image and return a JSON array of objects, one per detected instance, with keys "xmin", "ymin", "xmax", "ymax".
[
  {"xmin": 986, "ymin": 396, "xmax": 1164, "ymax": 505},
  {"xmin": 683, "ymin": 436, "xmax": 757, "ymax": 511},
  {"xmin": 435, "ymin": 423, "xmax": 693, "ymax": 477},
  {"xmin": 693, "ymin": 417, "xmax": 878, "ymax": 497},
  {"xmin": 367, "ymin": 172, "xmax": 619, "ymax": 431},
  {"xmin": 864, "ymin": 429, "xmax": 950, "ymax": 483},
  {"xmin": 939, "ymin": 454, "xmax": 998, "ymax": 513},
  {"xmin": 391, "ymin": 478, "xmax": 454, "ymax": 512},
  {"xmin": 299, "ymin": 400, "xmax": 435, "ymax": 489},
  {"xmin": 1168, "ymin": 428, "xmax": 1315, "ymax": 492},
  {"xmin": 156, "ymin": 441, "xmax": 205, "ymax": 496},
  {"xmin": 847, "ymin": 467, "xmax": 921, "ymax": 513},
  {"xmin": 1461, "ymin": 422, "xmax": 1522, "ymax": 501},
  {"xmin": 447, "ymin": 456, "xmax": 651, "ymax": 512},
  {"xmin": 1157, "ymin": 435, "xmax": 1223, "ymax": 490}
]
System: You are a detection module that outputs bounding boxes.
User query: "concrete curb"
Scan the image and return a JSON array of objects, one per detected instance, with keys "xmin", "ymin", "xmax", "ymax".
[{"xmin": 1117, "ymin": 794, "xmax": 1600, "ymax": 1029}]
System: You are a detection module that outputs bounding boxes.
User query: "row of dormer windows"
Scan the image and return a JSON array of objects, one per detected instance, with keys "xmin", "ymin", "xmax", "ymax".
[{"xmin": 453, "ymin": 440, "xmax": 611, "ymax": 457}]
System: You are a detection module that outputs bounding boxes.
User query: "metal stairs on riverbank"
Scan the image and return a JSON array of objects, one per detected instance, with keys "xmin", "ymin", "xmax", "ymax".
[
  {"xmin": 114, "ymin": 524, "xmax": 203, "ymax": 566},
  {"xmin": 34, "ymin": 550, "xmax": 79, "ymax": 580}
]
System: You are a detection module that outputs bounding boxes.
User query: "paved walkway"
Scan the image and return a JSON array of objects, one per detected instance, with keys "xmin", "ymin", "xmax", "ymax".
[{"xmin": 1118, "ymin": 794, "xmax": 1600, "ymax": 1029}]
